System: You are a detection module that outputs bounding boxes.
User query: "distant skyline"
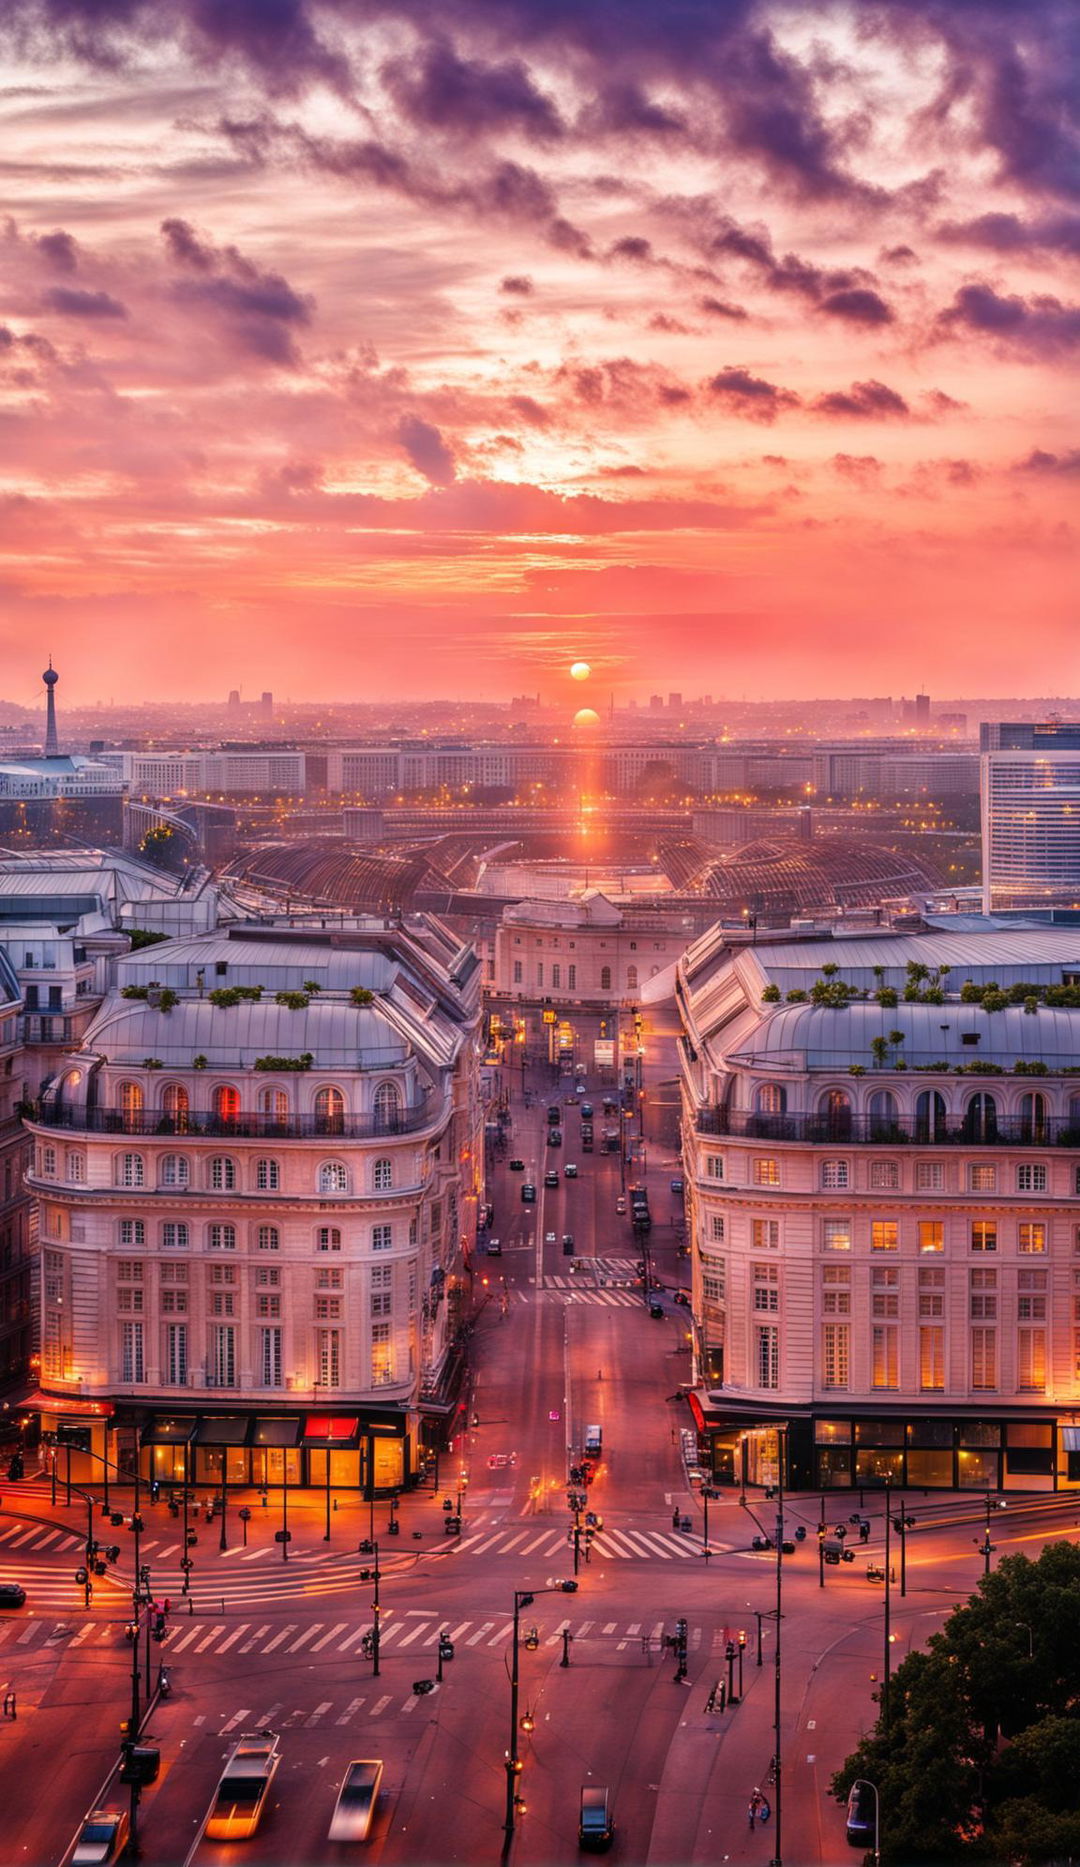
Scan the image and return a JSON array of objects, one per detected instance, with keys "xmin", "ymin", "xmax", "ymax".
[{"xmin": 0, "ymin": 1, "xmax": 1076, "ymax": 704}]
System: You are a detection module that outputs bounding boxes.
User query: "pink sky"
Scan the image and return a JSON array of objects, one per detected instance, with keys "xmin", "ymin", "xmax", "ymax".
[{"xmin": 0, "ymin": 0, "xmax": 1077, "ymax": 705}]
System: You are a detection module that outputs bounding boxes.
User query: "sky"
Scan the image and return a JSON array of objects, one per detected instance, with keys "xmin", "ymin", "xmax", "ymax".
[{"xmin": 0, "ymin": 0, "xmax": 1077, "ymax": 707}]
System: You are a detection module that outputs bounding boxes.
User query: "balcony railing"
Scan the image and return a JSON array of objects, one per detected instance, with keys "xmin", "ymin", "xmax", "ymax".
[
  {"xmin": 29, "ymin": 1101, "xmax": 436, "ymax": 1141},
  {"xmin": 694, "ymin": 1108, "xmax": 1080, "ymax": 1149}
]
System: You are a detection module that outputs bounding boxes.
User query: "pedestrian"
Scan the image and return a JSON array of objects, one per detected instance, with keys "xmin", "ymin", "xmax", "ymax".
[
  {"xmin": 748, "ymin": 1789, "xmax": 762, "ymax": 1831},
  {"xmin": 759, "ymin": 1796, "xmax": 771, "ymax": 1825},
  {"xmin": 672, "ymin": 1507, "xmax": 680, "ymax": 1529}
]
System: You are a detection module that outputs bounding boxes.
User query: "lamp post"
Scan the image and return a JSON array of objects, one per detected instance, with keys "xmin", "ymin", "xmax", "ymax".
[
  {"xmin": 818, "ymin": 1494, "xmax": 826, "ymax": 1590},
  {"xmin": 504, "ymin": 1589, "xmax": 535, "ymax": 1849},
  {"xmin": 281, "ymin": 1457, "xmax": 290, "ymax": 1564},
  {"xmin": 883, "ymin": 1498, "xmax": 892, "ymax": 1734},
  {"xmin": 770, "ymin": 1424, "xmax": 788, "ymax": 1867},
  {"xmin": 218, "ymin": 1457, "xmax": 228, "ymax": 1553},
  {"xmin": 854, "ymin": 1777, "xmax": 880, "ymax": 1867},
  {"xmin": 323, "ymin": 1448, "xmax": 332, "ymax": 1543}
]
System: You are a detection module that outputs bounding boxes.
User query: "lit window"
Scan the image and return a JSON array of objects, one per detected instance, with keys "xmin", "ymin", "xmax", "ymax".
[
  {"xmin": 918, "ymin": 1221, "xmax": 944, "ymax": 1254},
  {"xmin": 751, "ymin": 1219, "xmax": 779, "ymax": 1250},
  {"xmin": 969, "ymin": 1165, "xmax": 996, "ymax": 1193},
  {"xmin": 871, "ymin": 1221, "xmax": 899, "ymax": 1252},
  {"xmin": 754, "ymin": 1158, "xmax": 780, "ymax": 1187},
  {"xmin": 869, "ymin": 1161, "xmax": 898, "ymax": 1190},
  {"xmin": 823, "ymin": 1220, "xmax": 851, "ymax": 1252},
  {"xmin": 1018, "ymin": 1223, "xmax": 1046, "ymax": 1254},
  {"xmin": 756, "ymin": 1325, "xmax": 779, "ymax": 1390},
  {"xmin": 971, "ymin": 1221, "xmax": 997, "ymax": 1253},
  {"xmin": 820, "ymin": 1161, "xmax": 848, "ymax": 1190},
  {"xmin": 871, "ymin": 1325, "xmax": 898, "ymax": 1389},
  {"xmin": 822, "ymin": 1324, "xmax": 849, "ymax": 1388}
]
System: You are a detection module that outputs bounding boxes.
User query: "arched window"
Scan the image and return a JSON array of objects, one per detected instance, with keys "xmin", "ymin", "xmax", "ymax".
[
  {"xmin": 256, "ymin": 1158, "xmax": 279, "ymax": 1191},
  {"xmin": 818, "ymin": 1088, "xmax": 852, "ymax": 1141},
  {"xmin": 963, "ymin": 1093, "xmax": 998, "ymax": 1143},
  {"xmin": 257, "ymin": 1225, "xmax": 280, "ymax": 1251},
  {"xmin": 65, "ymin": 1149, "xmax": 86, "ymax": 1183},
  {"xmin": 915, "ymin": 1090, "xmax": 947, "ymax": 1143},
  {"xmin": 1019, "ymin": 1091, "xmax": 1048, "ymax": 1144},
  {"xmin": 626, "ymin": 964, "xmax": 638, "ymax": 991},
  {"xmin": 374, "ymin": 1157, "xmax": 393, "ymax": 1192},
  {"xmin": 209, "ymin": 1155, "xmax": 236, "ymax": 1191},
  {"xmin": 600, "ymin": 966, "xmax": 612, "ymax": 992},
  {"xmin": 162, "ymin": 1083, "xmax": 189, "ymax": 1133},
  {"xmin": 160, "ymin": 1153, "xmax": 190, "ymax": 1188},
  {"xmin": 258, "ymin": 1086, "xmax": 289, "ymax": 1127},
  {"xmin": 117, "ymin": 1152, "xmax": 145, "ymax": 1188},
  {"xmin": 118, "ymin": 1081, "xmax": 143, "ymax": 1131},
  {"xmin": 314, "ymin": 1086, "xmax": 345, "ymax": 1136},
  {"xmin": 373, "ymin": 1083, "xmax": 402, "ymax": 1132},
  {"xmin": 214, "ymin": 1084, "xmax": 241, "ymax": 1129},
  {"xmin": 318, "ymin": 1161, "xmax": 349, "ymax": 1195},
  {"xmin": 57, "ymin": 1068, "xmax": 82, "ymax": 1107},
  {"xmin": 755, "ymin": 1084, "xmax": 787, "ymax": 1115},
  {"xmin": 868, "ymin": 1089, "xmax": 899, "ymax": 1138}
]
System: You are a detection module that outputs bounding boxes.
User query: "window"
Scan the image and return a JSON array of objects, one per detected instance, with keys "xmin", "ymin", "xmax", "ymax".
[
  {"xmin": 164, "ymin": 1323, "xmax": 187, "ymax": 1385},
  {"xmin": 373, "ymin": 1157, "xmax": 393, "ymax": 1192},
  {"xmin": 872, "ymin": 1325, "xmax": 899, "ymax": 1389},
  {"xmin": 535, "ymin": 962, "xmax": 543, "ymax": 988},
  {"xmin": 754, "ymin": 1158, "xmax": 780, "ymax": 1187},
  {"xmin": 209, "ymin": 1156, "xmax": 236, "ymax": 1191},
  {"xmin": 752, "ymin": 1219, "xmax": 779, "ymax": 1250},
  {"xmin": 1017, "ymin": 1290, "xmax": 1047, "ymax": 1321},
  {"xmin": 871, "ymin": 1221, "xmax": 899, "ymax": 1252},
  {"xmin": 600, "ymin": 966, "xmax": 611, "ymax": 992},
  {"xmin": 116, "ymin": 1259, "xmax": 143, "ymax": 1282},
  {"xmin": 256, "ymin": 1158, "xmax": 279, "ymax": 1191},
  {"xmin": 318, "ymin": 1161, "xmax": 348, "ymax": 1195},
  {"xmin": 915, "ymin": 1091, "xmax": 947, "ymax": 1143},
  {"xmin": 919, "ymin": 1326, "xmax": 945, "ymax": 1390},
  {"xmin": 161, "ymin": 1288, "xmax": 187, "ymax": 1313},
  {"xmin": 971, "ymin": 1326, "xmax": 997, "ymax": 1389},
  {"xmin": 373, "ymin": 1082, "xmax": 401, "ymax": 1131},
  {"xmin": 916, "ymin": 1161, "xmax": 944, "ymax": 1191},
  {"xmin": 161, "ymin": 1222, "xmax": 189, "ymax": 1251},
  {"xmin": 702, "ymin": 1263, "xmax": 725, "ymax": 1304},
  {"xmin": 39, "ymin": 1144, "xmax": 57, "ymax": 1177},
  {"xmin": 256, "ymin": 1226, "xmax": 279, "ymax": 1252},
  {"xmin": 969, "ymin": 1164, "xmax": 997, "ymax": 1192},
  {"xmin": 963, "ymin": 1094, "xmax": 998, "ymax": 1143},
  {"xmin": 818, "ymin": 1088, "xmax": 852, "ymax": 1140},
  {"xmin": 823, "ymin": 1220, "xmax": 852, "ymax": 1252},
  {"xmin": 755, "ymin": 1083, "xmax": 787, "ymax": 1116},
  {"xmin": 1017, "ymin": 1164, "xmax": 1047, "ymax": 1193},
  {"xmin": 513, "ymin": 961, "xmax": 522, "ymax": 984},
  {"xmin": 970, "ymin": 1269, "xmax": 997, "ymax": 1319},
  {"xmin": 258, "ymin": 1086, "xmax": 288, "ymax": 1125},
  {"xmin": 316, "ymin": 1227, "xmax": 342, "ymax": 1252},
  {"xmin": 258, "ymin": 1327, "xmax": 283, "ymax": 1387},
  {"xmin": 710, "ymin": 1215, "xmax": 725, "ymax": 1242},
  {"xmin": 121, "ymin": 1321, "xmax": 144, "ymax": 1383},
  {"xmin": 211, "ymin": 1291, "xmax": 235, "ymax": 1316},
  {"xmin": 822, "ymin": 1265, "xmax": 851, "ymax": 1316},
  {"xmin": 567, "ymin": 965, "xmax": 576, "ymax": 991},
  {"xmin": 255, "ymin": 1265, "xmax": 280, "ymax": 1287},
  {"xmin": 207, "ymin": 1224, "xmax": 237, "ymax": 1251},
  {"xmin": 160, "ymin": 1153, "xmax": 189, "ymax": 1188},
  {"xmin": 822, "ymin": 1323, "xmax": 850, "ymax": 1389},
  {"xmin": 756, "ymin": 1325, "xmax": 779, "ymax": 1389},
  {"xmin": 117, "ymin": 1153, "xmax": 145, "ymax": 1188},
  {"xmin": 214, "ymin": 1084, "xmax": 241, "ymax": 1127},
  {"xmin": 210, "ymin": 1325, "xmax": 236, "ymax": 1388},
  {"xmin": 868, "ymin": 1091, "xmax": 899, "ymax": 1138},
  {"xmin": 626, "ymin": 965, "xmax": 638, "ymax": 991},
  {"xmin": 315, "ymin": 1086, "xmax": 345, "ymax": 1136},
  {"xmin": 1019, "ymin": 1092, "xmax": 1049, "ymax": 1144},
  {"xmin": 372, "ymin": 1264, "xmax": 392, "ymax": 1291},
  {"xmin": 372, "ymin": 1224, "xmax": 392, "ymax": 1252},
  {"xmin": 66, "ymin": 1149, "xmax": 85, "ymax": 1183},
  {"xmin": 161, "ymin": 1262, "xmax": 188, "ymax": 1283},
  {"xmin": 315, "ymin": 1267, "xmax": 343, "ymax": 1289},
  {"xmin": 119, "ymin": 1081, "xmax": 144, "ymax": 1129},
  {"xmin": 918, "ymin": 1267, "xmax": 945, "ymax": 1316},
  {"xmin": 117, "ymin": 1288, "xmax": 144, "ymax": 1313},
  {"xmin": 872, "ymin": 1288, "xmax": 899, "ymax": 1318},
  {"xmin": 119, "ymin": 1220, "xmax": 145, "ymax": 1248},
  {"xmin": 918, "ymin": 1221, "xmax": 944, "ymax": 1254},
  {"xmin": 372, "ymin": 1321, "xmax": 394, "ymax": 1385},
  {"xmin": 372, "ymin": 1287, "xmax": 393, "ymax": 1318},
  {"xmin": 163, "ymin": 1084, "xmax": 189, "ymax": 1132},
  {"xmin": 820, "ymin": 1160, "xmax": 848, "ymax": 1189},
  {"xmin": 315, "ymin": 1295, "xmax": 341, "ymax": 1319},
  {"xmin": 971, "ymin": 1221, "xmax": 997, "ymax": 1253},
  {"xmin": 209, "ymin": 1263, "xmax": 236, "ymax": 1285},
  {"xmin": 706, "ymin": 1155, "xmax": 724, "ymax": 1180},
  {"xmin": 256, "ymin": 1293, "xmax": 281, "ymax": 1318},
  {"xmin": 1018, "ymin": 1223, "xmax": 1047, "ymax": 1254},
  {"xmin": 869, "ymin": 1160, "xmax": 899, "ymax": 1190},
  {"xmin": 1017, "ymin": 1328, "xmax": 1047, "ymax": 1392},
  {"xmin": 316, "ymin": 1328, "xmax": 341, "ymax": 1388}
]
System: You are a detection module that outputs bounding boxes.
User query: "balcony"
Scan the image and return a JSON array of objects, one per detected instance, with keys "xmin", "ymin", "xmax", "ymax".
[
  {"xmin": 29, "ymin": 1100, "xmax": 437, "ymax": 1142},
  {"xmin": 694, "ymin": 1108, "xmax": 1080, "ymax": 1149}
]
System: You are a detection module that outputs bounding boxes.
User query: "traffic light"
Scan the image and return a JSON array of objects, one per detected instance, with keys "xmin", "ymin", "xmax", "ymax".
[
  {"xmin": 524, "ymin": 1626, "xmax": 540, "ymax": 1651},
  {"xmin": 359, "ymin": 1568, "xmax": 373, "ymax": 1582}
]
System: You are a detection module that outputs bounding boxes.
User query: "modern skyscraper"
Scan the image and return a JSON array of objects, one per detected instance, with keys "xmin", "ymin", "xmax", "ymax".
[{"xmin": 981, "ymin": 722, "xmax": 1080, "ymax": 912}]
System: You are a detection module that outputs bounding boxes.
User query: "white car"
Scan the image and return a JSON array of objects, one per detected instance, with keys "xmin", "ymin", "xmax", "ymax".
[
  {"xmin": 329, "ymin": 1760, "xmax": 384, "ymax": 1842},
  {"xmin": 564, "ymin": 1163, "xmax": 579, "ymax": 1178},
  {"xmin": 206, "ymin": 1734, "xmax": 281, "ymax": 1841},
  {"xmin": 73, "ymin": 1812, "xmax": 129, "ymax": 1866},
  {"xmin": 545, "ymin": 1231, "xmax": 557, "ymax": 1244}
]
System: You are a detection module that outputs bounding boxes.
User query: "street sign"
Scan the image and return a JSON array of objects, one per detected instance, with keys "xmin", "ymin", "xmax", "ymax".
[
  {"xmin": 274, "ymin": 1529, "xmax": 292, "ymax": 1543},
  {"xmin": 593, "ymin": 1040, "xmax": 615, "ymax": 1065},
  {"xmin": 542, "ymin": 1009, "xmax": 556, "ymax": 1023}
]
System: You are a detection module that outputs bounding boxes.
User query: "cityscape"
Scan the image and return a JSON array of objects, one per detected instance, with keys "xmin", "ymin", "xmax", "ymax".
[{"xmin": 0, "ymin": 2, "xmax": 1078, "ymax": 1865}]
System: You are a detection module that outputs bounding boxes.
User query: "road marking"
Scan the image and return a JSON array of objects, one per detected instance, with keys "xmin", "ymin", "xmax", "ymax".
[
  {"xmin": 287, "ymin": 1625, "xmax": 321, "ymax": 1653},
  {"xmin": 471, "ymin": 1535, "xmax": 505, "ymax": 1556},
  {"xmin": 603, "ymin": 1622, "xmax": 617, "ymax": 1634},
  {"xmin": 262, "ymin": 1624, "xmax": 296, "ymax": 1654},
  {"xmin": 220, "ymin": 1708, "xmax": 251, "ymax": 1733},
  {"xmin": 490, "ymin": 1621, "xmax": 515, "ymax": 1644},
  {"xmin": 337, "ymin": 1626, "xmax": 368, "ymax": 1653},
  {"xmin": 306, "ymin": 1701, "xmax": 333, "ymax": 1726},
  {"xmin": 447, "ymin": 1621, "xmax": 471, "ymax": 1644},
  {"xmin": 311, "ymin": 1622, "xmax": 348, "ymax": 1653},
  {"xmin": 500, "ymin": 1532, "xmax": 528, "ymax": 1553},
  {"xmin": 447, "ymin": 1534, "xmax": 484, "ymax": 1555},
  {"xmin": 336, "ymin": 1697, "xmax": 365, "ymax": 1724},
  {"xmin": 70, "ymin": 1624, "xmax": 94, "ymax": 1647},
  {"xmin": 370, "ymin": 1695, "xmax": 391, "ymax": 1717},
  {"xmin": 241, "ymin": 1546, "xmax": 273, "ymax": 1561},
  {"xmin": 215, "ymin": 1625, "xmax": 249, "ymax": 1655},
  {"xmin": 240, "ymin": 1624, "xmax": 271, "ymax": 1653},
  {"xmin": 156, "ymin": 1543, "xmax": 179, "ymax": 1560},
  {"xmin": 30, "ymin": 1528, "xmax": 61, "ymax": 1549},
  {"xmin": 394, "ymin": 1623, "xmax": 427, "ymax": 1648},
  {"xmin": 169, "ymin": 1623, "xmax": 205, "ymax": 1653},
  {"xmin": 8, "ymin": 1529, "xmax": 41, "ymax": 1549},
  {"xmin": 466, "ymin": 1622, "xmax": 494, "ymax": 1646},
  {"xmin": 195, "ymin": 1625, "xmax": 226, "ymax": 1653},
  {"xmin": 519, "ymin": 1531, "xmax": 558, "ymax": 1555},
  {"xmin": 16, "ymin": 1621, "xmax": 40, "ymax": 1645},
  {"xmin": 545, "ymin": 1620, "xmax": 570, "ymax": 1646}
]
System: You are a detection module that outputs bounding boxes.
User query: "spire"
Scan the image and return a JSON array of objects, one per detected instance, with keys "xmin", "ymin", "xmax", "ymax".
[{"xmin": 43, "ymin": 659, "xmax": 59, "ymax": 758}]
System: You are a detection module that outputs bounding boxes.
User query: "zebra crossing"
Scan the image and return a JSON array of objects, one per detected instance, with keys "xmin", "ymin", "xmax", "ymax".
[
  {"xmin": 0, "ymin": 1519, "xmax": 82, "ymax": 1558},
  {"xmin": 439, "ymin": 1521, "xmax": 720, "ymax": 1562},
  {"xmin": 541, "ymin": 1255, "xmax": 648, "ymax": 1303},
  {"xmin": 0, "ymin": 1608, "xmax": 723, "ymax": 1666}
]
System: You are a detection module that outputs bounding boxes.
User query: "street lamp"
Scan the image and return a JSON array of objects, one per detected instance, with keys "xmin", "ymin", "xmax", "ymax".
[
  {"xmin": 853, "ymin": 1777, "xmax": 881, "ymax": 1867},
  {"xmin": 358, "ymin": 1543, "xmax": 382, "ymax": 1677},
  {"xmin": 770, "ymin": 1423, "xmax": 789, "ymax": 1867},
  {"xmin": 504, "ymin": 1588, "xmax": 535, "ymax": 1849}
]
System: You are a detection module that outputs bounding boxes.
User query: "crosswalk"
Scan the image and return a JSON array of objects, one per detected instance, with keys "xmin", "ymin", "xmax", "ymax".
[
  {"xmin": 438, "ymin": 1522, "xmax": 719, "ymax": 1562},
  {"xmin": 0, "ymin": 1520, "xmax": 82, "ymax": 1558},
  {"xmin": 0, "ymin": 1609, "xmax": 725, "ymax": 1666}
]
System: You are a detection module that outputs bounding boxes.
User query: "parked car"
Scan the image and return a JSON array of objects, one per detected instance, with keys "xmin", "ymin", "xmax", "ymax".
[
  {"xmin": 564, "ymin": 1163, "xmax": 579, "ymax": 1178},
  {"xmin": 73, "ymin": 1810, "xmax": 129, "ymax": 1866},
  {"xmin": 673, "ymin": 1290, "xmax": 690, "ymax": 1307},
  {"xmin": 509, "ymin": 1159, "xmax": 525, "ymax": 1172},
  {"xmin": 206, "ymin": 1734, "xmax": 281, "ymax": 1841},
  {"xmin": 0, "ymin": 1584, "xmax": 26, "ymax": 1608},
  {"xmin": 670, "ymin": 1177, "xmax": 685, "ymax": 1195},
  {"xmin": 486, "ymin": 1239, "xmax": 502, "ymax": 1257},
  {"xmin": 562, "ymin": 1235, "xmax": 575, "ymax": 1256},
  {"xmin": 615, "ymin": 1196, "xmax": 627, "ymax": 1214},
  {"xmin": 544, "ymin": 1170, "xmax": 560, "ymax": 1187},
  {"xmin": 845, "ymin": 1782, "xmax": 876, "ymax": 1848},
  {"xmin": 329, "ymin": 1760, "xmax": 383, "ymax": 1844}
]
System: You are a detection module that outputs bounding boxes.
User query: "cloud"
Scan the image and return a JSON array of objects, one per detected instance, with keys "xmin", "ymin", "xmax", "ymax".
[
  {"xmin": 812, "ymin": 379, "xmax": 910, "ymax": 419},
  {"xmin": 831, "ymin": 453, "xmax": 883, "ymax": 484},
  {"xmin": 397, "ymin": 414, "xmax": 457, "ymax": 485},
  {"xmin": 382, "ymin": 38, "xmax": 563, "ymax": 142},
  {"xmin": 160, "ymin": 217, "xmax": 312, "ymax": 366},
  {"xmin": 500, "ymin": 275, "xmax": 533, "ymax": 295},
  {"xmin": 580, "ymin": 82, "xmax": 687, "ymax": 138},
  {"xmin": 936, "ymin": 282, "xmax": 1080, "ymax": 356},
  {"xmin": 819, "ymin": 287, "xmax": 894, "ymax": 326},
  {"xmin": 1015, "ymin": 448, "xmax": 1080, "ymax": 475},
  {"xmin": 34, "ymin": 230, "xmax": 79, "ymax": 273},
  {"xmin": 42, "ymin": 285, "xmax": 126, "ymax": 318},
  {"xmin": 699, "ymin": 295, "xmax": 748, "ymax": 320},
  {"xmin": 937, "ymin": 211, "xmax": 1080, "ymax": 257},
  {"xmin": 706, "ymin": 366, "xmax": 799, "ymax": 422}
]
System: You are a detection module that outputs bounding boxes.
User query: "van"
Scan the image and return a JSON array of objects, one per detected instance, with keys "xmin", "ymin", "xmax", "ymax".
[
  {"xmin": 584, "ymin": 1425, "xmax": 602, "ymax": 1458},
  {"xmin": 578, "ymin": 1786, "xmax": 614, "ymax": 1851}
]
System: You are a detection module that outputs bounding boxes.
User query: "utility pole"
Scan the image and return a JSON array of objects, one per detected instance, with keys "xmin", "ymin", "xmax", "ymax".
[
  {"xmin": 771, "ymin": 1431, "xmax": 785, "ymax": 1867},
  {"xmin": 883, "ymin": 1500, "xmax": 892, "ymax": 1734},
  {"xmin": 504, "ymin": 1590, "xmax": 534, "ymax": 1849}
]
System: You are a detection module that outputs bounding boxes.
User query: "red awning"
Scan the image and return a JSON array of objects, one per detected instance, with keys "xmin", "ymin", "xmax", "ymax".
[
  {"xmin": 20, "ymin": 1390, "xmax": 114, "ymax": 1419},
  {"xmin": 303, "ymin": 1414, "xmax": 359, "ymax": 1442},
  {"xmin": 687, "ymin": 1392, "xmax": 707, "ymax": 1433}
]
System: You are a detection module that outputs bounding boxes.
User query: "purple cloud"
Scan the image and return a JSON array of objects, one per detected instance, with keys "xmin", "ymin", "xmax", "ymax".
[
  {"xmin": 398, "ymin": 414, "xmax": 457, "ymax": 485},
  {"xmin": 706, "ymin": 366, "xmax": 799, "ymax": 422},
  {"xmin": 42, "ymin": 286, "xmax": 126, "ymax": 318},
  {"xmin": 383, "ymin": 38, "xmax": 563, "ymax": 142},
  {"xmin": 937, "ymin": 282, "xmax": 1080, "ymax": 356},
  {"xmin": 812, "ymin": 379, "xmax": 910, "ymax": 419},
  {"xmin": 819, "ymin": 287, "xmax": 894, "ymax": 326}
]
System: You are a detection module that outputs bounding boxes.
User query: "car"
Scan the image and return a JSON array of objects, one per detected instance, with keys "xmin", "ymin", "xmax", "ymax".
[
  {"xmin": 562, "ymin": 1235, "xmax": 575, "ymax": 1256},
  {"xmin": 580, "ymin": 1103, "xmax": 593, "ymax": 1118},
  {"xmin": 564, "ymin": 1163, "xmax": 578, "ymax": 1178},
  {"xmin": 73, "ymin": 1810, "xmax": 130, "ymax": 1866},
  {"xmin": 522, "ymin": 1184, "xmax": 536, "ymax": 1203},
  {"xmin": 670, "ymin": 1177, "xmax": 685, "ymax": 1195},
  {"xmin": 486, "ymin": 1239, "xmax": 502, "ymax": 1257},
  {"xmin": 206, "ymin": 1734, "xmax": 281, "ymax": 1841},
  {"xmin": 509, "ymin": 1159, "xmax": 525, "ymax": 1172},
  {"xmin": 673, "ymin": 1290, "xmax": 690, "ymax": 1307},
  {"xmin": 845, "ymin": 1781, "xmax": 877, "ymax": 1848},
  {"xmin": 579, "ymin": 1785, "xmax": 615, "ymax": 1852},
  {"xmin": 0, "ymin": 1583, "xmax": 26, "ymax": 1608},
  {"xmin": 545, "ymin": 1231, "xmax": 557, "ymax": 1245},
  {"xmin": 544, "ymin": 1169, "xmax": 559, "ymax": 1188},
  {"xmin": 329, "ymin": 1760, "xmax": 384, "ymax": 1844},
  {"xmin": 478, "ymin": 1203, "xmax": 494, "ymax": 1229},
  {"xmin": 649, "ymin": 1301, "xmax": 664, "ymax": 1319},
  {"xmin": 547, "ymin": 1129, "xmax": 562, "ymax": 1147},
  {"xmin": 546, "ymin": 1106, "xmax": 561, "ymax": 1124},
  {"xmin": 615, "ymin": 1196, "xmax": 626, "ymax": 1215}
]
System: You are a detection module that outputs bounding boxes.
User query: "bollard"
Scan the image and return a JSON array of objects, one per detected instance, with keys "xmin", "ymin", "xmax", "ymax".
[{"xmin": 3, "ymin": 1692, "xmax": 15, "ymax": 1719}]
